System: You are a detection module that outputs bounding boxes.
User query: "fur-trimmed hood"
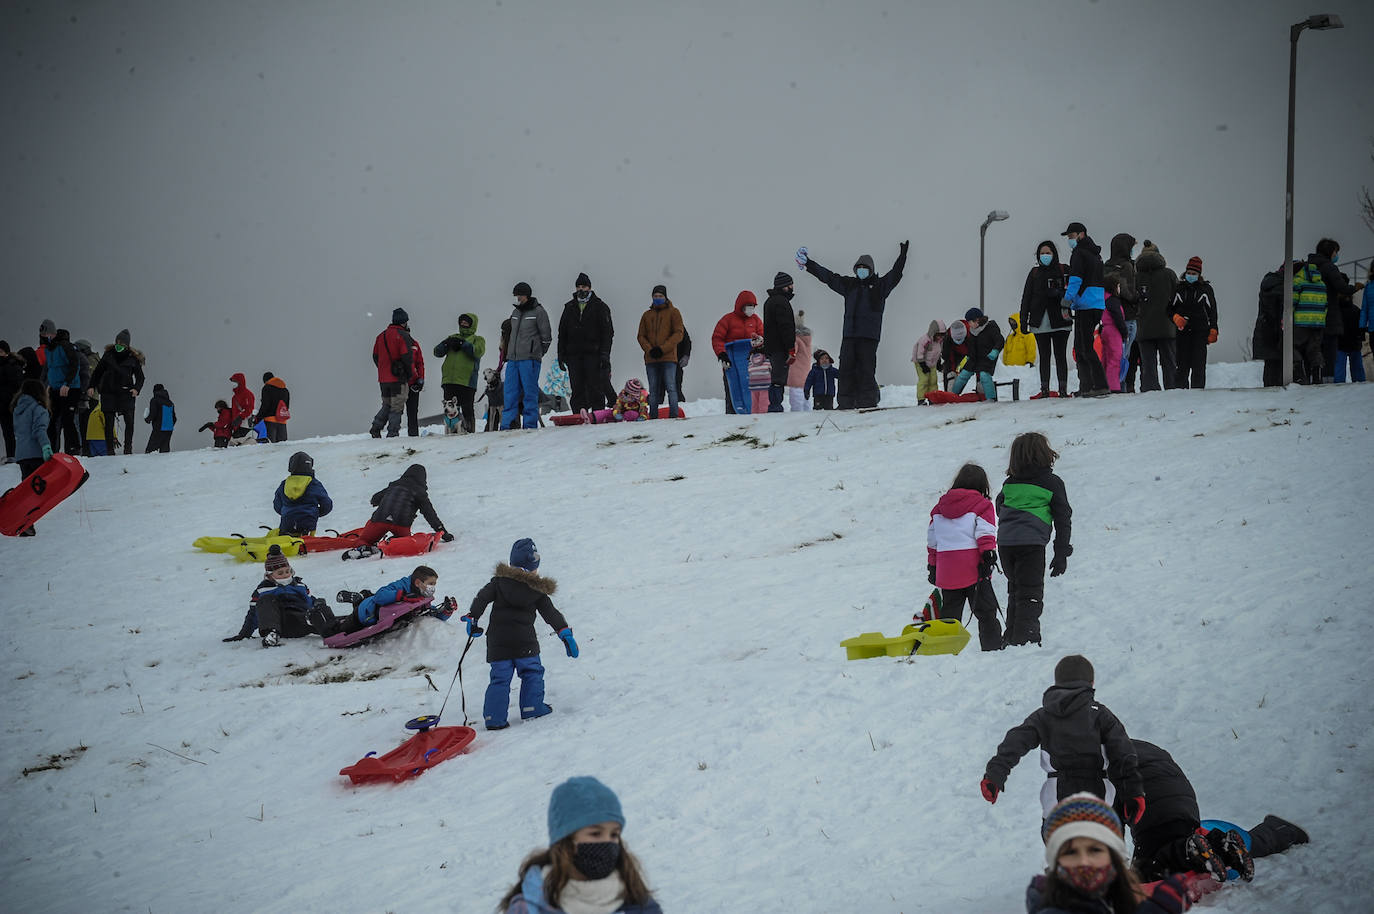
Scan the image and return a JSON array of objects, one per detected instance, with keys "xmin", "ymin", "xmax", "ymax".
[
  {"xmin": 493, "ymin": 562, "xmax": 557, "ymax": 595},
  {"xmin": 101, "ymin": 343, "xmax": 146, "ymax": 363}
]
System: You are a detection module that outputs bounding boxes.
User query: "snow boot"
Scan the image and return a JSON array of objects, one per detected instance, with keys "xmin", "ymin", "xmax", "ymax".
[
  {"xmin": 261, "ymin": 630, "xmax": 281, "ymax": 648},
  {"xmin": 1214, "ymin": 830, "xmax": 1254, "ymax": 882},
  {"xmin": 341, "ymin": 545, "xmax": 378, "ymax": 561},
  {"xmin": 1248, "ymin": 815, "xmax": 1309, "ymax": 857},
  {"xmin": 1184, "ymin": 832, "xmax": 1227, "ymax": 883},
  {"xmin": 336, "ymin": 590, "xmax": 366, "ymax": 606}
]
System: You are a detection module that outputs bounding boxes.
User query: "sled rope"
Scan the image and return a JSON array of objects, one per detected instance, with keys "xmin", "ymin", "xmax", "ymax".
[{"xmin": 439, "ymin": 634, "xmax": 478, "ymax": 727}]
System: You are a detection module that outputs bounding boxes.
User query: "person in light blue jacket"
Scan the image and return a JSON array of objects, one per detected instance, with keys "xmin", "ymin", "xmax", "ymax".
[
  {"xmin": 1060, "ymin": 222, "xmax": 1108, "ymax": 397},
  {"xmin": 499, "ymin": 777, "xmax": 662, "ymax": 914},
  {"xmin": 11, "ymin": 379, "xmax": 53, "ymax": 484}
]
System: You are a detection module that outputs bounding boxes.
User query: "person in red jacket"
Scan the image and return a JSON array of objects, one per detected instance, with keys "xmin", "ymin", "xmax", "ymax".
[
  {"xmin": 370, "ymin": 308, "xmax": 415, "ymax": 438},
  {"xmin": 711, "ymin": 291, "xmax": 764, "ymax": 415},
  {"xmin": 404, "ymin": 337, "xmax": 425, "ymax": 437},
  {"xmin": 198, "ymin": 399, "xmax": 235, "ymax": 448},
  {"xmin": 229, "ymin": 372, "xmax": 255, "ymax": 439}
]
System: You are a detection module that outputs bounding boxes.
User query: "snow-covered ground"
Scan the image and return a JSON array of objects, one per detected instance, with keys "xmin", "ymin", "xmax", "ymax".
[{"xmin": 2, "ymin": 361, "xmax": 1371, "ymax": 914}]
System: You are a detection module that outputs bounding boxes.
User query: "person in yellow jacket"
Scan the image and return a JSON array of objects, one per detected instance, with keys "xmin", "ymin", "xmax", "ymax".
[
  {"xmin": 85, "ymin": 401, "xmax": 114, "ymax": 456},
  {"xmin": 1002, "ymin": 314, "xmax": 1037, "ymax": 367}
]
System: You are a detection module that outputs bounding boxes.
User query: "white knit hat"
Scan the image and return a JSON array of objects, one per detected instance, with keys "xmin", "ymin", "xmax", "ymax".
[{"xmin": 1042, "ymin": 792, "xmax": 1128, "ymax": 866}]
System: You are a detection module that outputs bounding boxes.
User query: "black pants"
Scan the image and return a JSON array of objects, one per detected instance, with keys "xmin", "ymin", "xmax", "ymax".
[
  {"xmin": 0, "ymin": 405, "xmax": 15, "ymax": 459},
  {"xmin": 1123, "ymin": 337, "xmax": 1140, "ymax": 392},
  {"xmin": 405, "ymin": 386, "xmax": 421, "ymax": 436},
  {"xmin": 102, "ymin": 396, "xmax": 135, "ymax": 454},
  {"xmin": 145, "ymin": 429, "xmax": 172, "ymax": 453},
  {"xmin": 262, "ymin": 422, "xmax": 287, "ymax": 442},
  {"xmin": 1320, "ymin": 334, "xmax": 1339, "ymax": 382},
  {"xmin": 939, "ymin": 579, "xmax": 1002, "ymax": 651},
  {"xmin": 999, "ymin": 544, "xmax": 1045, "ymax": 646},
  {"xmin": 1262, "ymin": 358, "xmax": 1283, "ymax": 387},
  {"xmin": 1073, "ymin": 310, "xmax": 1106, "ymax": 392},
  {"xmin": 565, "ymin": 354, "xmax": 605, "ymax": 413},
  {"xmin": 1137, "ymin": 339, "xmax": 1177, "ymax": 391},
  {"xmin": 1292, "ymin": 328, "xmax": 1324, "ymax": 384},
  {"xmin": 1175, "ymin": 331, "xmax": 1207, "ymax": 389},
  {"xmin": 767, "ymin": 352, "xmax": 789, "ymax": 412},
  {"xmin": 1034, "ymin": 332, "xmax": 1070, "ymax": 394},
  {"xmin": 1132, "ymin": 819, "xmax": 1200, "ymax": 882},
  {"xmin": 256, "ymin": 595, "xmax": 326, "ymax": 638},
  {"xmin": 837, "ymin": 337, "xmax": 879, "ymax": 409},
  {"xmin": 48, "ymin": 388, "xmax": 81, "ymax": 454},
  {"xmin": 721, "ymin": 365, "xmax": 735, "ymax": 415},
  {"xmin": 442, "ymin": 383, "xmax": 477, "ymax": 432},
  {"xmin": 814, "ymin": 394, "xmax": 834, "ymax": 410}
]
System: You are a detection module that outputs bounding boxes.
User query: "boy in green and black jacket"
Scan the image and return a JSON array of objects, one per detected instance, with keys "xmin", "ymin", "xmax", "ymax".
[{"xmin": 995, "ymin": 432, "xmax": 1073, "ymax": 647}]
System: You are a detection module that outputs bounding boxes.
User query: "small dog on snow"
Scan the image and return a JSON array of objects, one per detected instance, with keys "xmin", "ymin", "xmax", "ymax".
[
  {"xmin": 441, "ymin": 397, "xmax": 465, "ymax": 435},
  {"xmin": 478, "ymin": 368, "xmax": 504, "ymax": 432}
]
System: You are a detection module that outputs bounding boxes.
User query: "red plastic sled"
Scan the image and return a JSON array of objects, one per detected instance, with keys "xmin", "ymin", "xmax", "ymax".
[
  {"xmin": 378, "ymin": 532, "xmax": 439, "ymax": 556},
  {"xmin": 1, "ymin": 454, "xmax": 90, "ymax": 536},
  {"xmin": 339, "ymin": 725, "xmax": 476, "ymax": 784},
  {"xmin": 299, "ymin": 528, "xmax": 366, "ymax": 553},
  {"xmin": 550, "ymin": 413, "xmax": 586, "ymax": 426},
  {"xmin": 656, "ymin": 406, "xmax": 685, "ymax": 418},
  {"xmin": 921, "ymin": 390, "xmax": 985, "ymax": 405},
  {"xmin": 323, "ymin": 596, "xmax": 436, "ymax": 648}
]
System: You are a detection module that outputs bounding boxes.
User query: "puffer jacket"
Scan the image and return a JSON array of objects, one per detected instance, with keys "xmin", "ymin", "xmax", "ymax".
[
  {"xmin": 229, "ymin": 373, "xmax": 255, "ymax": 424},
  {"xmin": 88, "ymin": 344, "xmax": 146, "ymax": 402},
  {"xmin": 966, "ymin": 320, "xmax": 1005, "ymax": 374},
  {"xmin": 912, "ymin": 319, "xmax": 947, "ymax": 369},
  {"xmin": 356, "ymin": 573, "xmax": 426, "ymax": 626},
  {"xmin": 711, "ymin": 292, "xmax": 764, "ymax": 356},
  {"xmin": 274, "ymin": 474, "xmax": 334, "ymax": 535},
  {"xmin": 1002, "ymin": 315, "xmax": 1037, "ymax": 366},
  {"xmin": 256, "ymin": 376, "xmax": 289, "ymax": 424},
  {"xmin": 467, "ymin": 563, "xmax": 570, "ymax": 663},
  {"xmin": 12, "ymin": 393, "xmax": 51, "ymax": 461},
  {"xmin": 803, "ymin": 248, "xmax": 908, "ymax": 340},
  {"xmin": 506, "ymin": 299, "xmax": 553, "ymax": 362},
  {"xmin": 372, "ymin": 323, "xmax": 415, "ymax": 384},
  {"xmin": 1134, "ymin": 249, "xmax": 1178, "ymax": 340},
  {"xmin": 996, "ymin": 467, "xmax": 1072, "ymax": 557},
  {"xmin": 369, "ymin": 465, "xmax": 445, "ymax": 531},
  {"xmin": 762, "ymin": 287, "xmax": 797, "ymax": 357},
  {"xmin": 927, "ymin": 487, "xmax": 997, "ymax": 590},
  {"xmin": 434, "ymin": 314, "xmax": 486, "ymax": 388},
  {"xmin": 637, "ymin": 299, "xmax": 685, "ymax": 364},
  {"xmin": 787, "ymin": 324, "xmax": 813, "ymax": 387},
  {"xmin": 557, "ymin": 293, "xmax": 614, "ymax": 362},
  {"xmin": 1020, "ymin": 241, "xmax": 1074, "ymax": 333},
  {"xmin": 1063, "ymin": 235, "xmax": 1105, "ymax": 312}
]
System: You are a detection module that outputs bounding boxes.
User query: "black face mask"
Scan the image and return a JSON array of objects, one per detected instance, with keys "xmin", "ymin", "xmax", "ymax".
[{"xmin": 572, "ymin": 841, "xmax": 621, "ymax": 880}]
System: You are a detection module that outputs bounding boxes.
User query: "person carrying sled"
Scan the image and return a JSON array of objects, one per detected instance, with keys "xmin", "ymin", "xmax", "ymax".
[
  {"xmin": 796, "ymin": 240, "xmax": 909, "ymax": 408},
  {"xmin": 980, "ymin": 654, "xmax": 1146, "ymax": 821},
  {"xmin": 1026, "ymin": 792, "xmax": 1198, "ymax": 914},
  {"xmin": 273, "ymin": 451, "xmax": 333, "ymax": 536},
  {"xmin": 357, "ymin": 463, "xmax": 453, "ymax": 547},
  {"xmin": 463, "ymin": 538, "xmax": 577, "ymax": 731},
  {"xmin": 710, "ymin": 291, "xmax": 764, "ymax": 414},
  {"xmin": 927, "ymin": 462, "xmax": 1003, "ymax": 651},
  {"xmin": 334, "ymin": 565, "xmax": 442, "ymax": 635},
  {"xmin": 995, "ymin": 432, "xmax": 1073, "ymax": 647},
  {"xmin": 223, "ymin": 545, "xmax": 333, "ymax": 647},
  {"xmin": 499, "ymin": 776, "xmax": 662, "ymax": 914}
]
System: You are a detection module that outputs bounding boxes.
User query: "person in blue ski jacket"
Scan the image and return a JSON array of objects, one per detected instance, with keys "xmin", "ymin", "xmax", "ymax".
[
  {"xmin": 463, "ymin": 538, "xmax": 576, "ymax": 731},
  {"xmin": 499, "ymin": 776, "xmax": 662, "ymax": 914},
  {"xmin": 803, "ymin": 349, "xmax": 839, "ymax": 410},
  {"xmin": 273, "ymin": 450, "xmax": 334, "ymax": 535},
  {"xmin": 344, "ymin": 565, "xmax": 440, "ymax": 631},
  {"xmin": 1060, "ymin": 222, "xmax": 1108, "ymax": 396}
]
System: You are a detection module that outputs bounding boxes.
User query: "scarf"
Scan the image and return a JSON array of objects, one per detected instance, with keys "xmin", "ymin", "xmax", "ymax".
[{"xmin": 543, "ymin": 866, "xmax": 627, "ymax": 914}]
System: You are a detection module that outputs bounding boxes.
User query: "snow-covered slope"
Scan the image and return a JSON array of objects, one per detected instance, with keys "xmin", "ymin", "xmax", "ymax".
[{"xmin": 2, "ymin": 365, "xmax": 1371, "ymax": 913}]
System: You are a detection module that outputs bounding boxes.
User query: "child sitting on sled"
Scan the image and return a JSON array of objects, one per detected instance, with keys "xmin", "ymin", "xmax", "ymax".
[
  {"xmin": 463, "ymin": 538, "xmax": 578, "ymax": 731},
  {"xmin": 582, "ymin": 378, "xmax": 650, "ymax": 423},
  {"xmin": 273, "ymin": 450, "xmax": 333, "ymax": 536},
  {"xmin": 223, "ymin": 545, "xmax": 334, "ymax": 647},
  {"xmin": 499, "ymin": 776, "xmax": 662, "ymax": 914},
  {"xmin": 333, "ymin": 564, "xmax": 446, "ymax": 635}
]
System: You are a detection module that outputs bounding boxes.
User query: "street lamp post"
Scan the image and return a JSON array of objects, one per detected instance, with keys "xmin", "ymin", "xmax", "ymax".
[
  {"xmin": 980, "ymin": 210, "xmax": 1010, "ymax": 313},
  {"xmin": 1282, "ymin": 13, "xmax": 1343, "ymax": 387}
]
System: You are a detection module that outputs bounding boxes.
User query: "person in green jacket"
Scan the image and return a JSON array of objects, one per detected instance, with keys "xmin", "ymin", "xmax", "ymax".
[{"xmin": 432, "ymin": 313, "xmax": 486, "ymax": 434}]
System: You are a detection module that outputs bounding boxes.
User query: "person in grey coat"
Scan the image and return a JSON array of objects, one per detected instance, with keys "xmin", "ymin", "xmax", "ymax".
[{"xmin": 502, "ymin": 282, "xmax": 552, "ymax": 430}]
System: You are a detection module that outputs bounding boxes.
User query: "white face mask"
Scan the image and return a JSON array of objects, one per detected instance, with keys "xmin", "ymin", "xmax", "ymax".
[
  {"xmin": 420, "ymin": 582, "xmax": 436, "ymax": 598},
  {"xmin": 743, "ymin": 305, "xmax": 756, "ymax": 317},
  {"xmin": 271, "ymin": 571, "xmax": 293, "ymax": 584}
]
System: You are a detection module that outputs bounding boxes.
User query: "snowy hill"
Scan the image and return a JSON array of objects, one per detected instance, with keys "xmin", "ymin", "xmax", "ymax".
[{"xmin": 2, "ymin": 365, "xmax": 1371, "ymax": 914}]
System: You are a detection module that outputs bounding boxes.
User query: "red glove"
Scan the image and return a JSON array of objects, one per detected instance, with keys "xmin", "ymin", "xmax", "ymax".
[
  {"xmin": 1207, "ymin": 328, "xmax": 1218, "ymax": 345},
  {"xmin": 1172, "ymin": 314, "xmax": 1187, "ymax": 331},
  {"xmin": 980, "ymin": 777, "xmax": 999, "ymax": 804},
  {"xmin": 1123, "ymin": 795, "xmax": 1146, "ymax": 825}
]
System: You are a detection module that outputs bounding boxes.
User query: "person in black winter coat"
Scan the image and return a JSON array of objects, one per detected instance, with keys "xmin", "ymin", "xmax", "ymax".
[
  {"xmin": 223, "ymin": 546, "xmax": 334, "ymax": 646},
  {"xmin": 88, "ymin": 329, "xmax": 145, "ymax": 455},
  {"xmin": 762, "ymin": 272, "xmax": 798, "ymax": 413},
  {"xmin": 557, "ymin": 273, "xmax": 615, "ymax": 413},
  {"xmin": 949, "ymin": 308, "xmax": 1005, "ymax": 399},
  {"xmin": 142, "ymin": 383, "xmax": 176, "ymax": 453},
  {"xmin": 0, "ymin": 340, "xmax": 26, "ymax": 461},
  {"xmin": 1251, "ymin": 262, "xmax": 1291, "ymax": 387},
  {"xmin": 1168, "ymin": 256, "xmax": 1219, "ymax": 389},
  {"xmin": 463, "ymin": 538, "xmax": 577, "ymax": 730},
  {"xmin": 797, "ymin": 241, "xmax": 909, "ymax": 408},
  {"xmin": 1020, "ymin": 241, "xmax": 1074, "ymax": 398},
  {"xmin": 1309, "ymin": 239, "xmax": 1354, "ymax": 383},
  {"xmin": 981, "ymin": 655, "xmax": 1145, "ymax": 820},
  {"xmin": 358, "ymin": 463, "xmax": 452, "ymax": 545}
]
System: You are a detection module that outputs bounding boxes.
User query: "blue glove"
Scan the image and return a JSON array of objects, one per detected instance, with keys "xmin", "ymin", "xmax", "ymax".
[
  {"xmin": 462, "ymin": 615, "xmax": 484, "ymax": 637},
  {"xmin": 795, "ymin": 246, "xmax": 808, "ymax": 268},
  {"xmin": 41, "ymin": 444, "xmax": 53, "ymax": 461},
  {"xmin": 558, "ymin": 627, "xmax": 579, "ymax": 658}
]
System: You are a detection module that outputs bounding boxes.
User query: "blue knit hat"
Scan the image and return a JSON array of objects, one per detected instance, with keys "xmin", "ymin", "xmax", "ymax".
[
  {"xmin": 548, "ymin": 776, "xmax": 625, "ymax": 844},
  {"xmin": 964, "ymin": 307, "xmax": 985, "ymax": 322},
  {"xmin": 510, "ymin": 537, "xmax": 540, "ymax": 571}
]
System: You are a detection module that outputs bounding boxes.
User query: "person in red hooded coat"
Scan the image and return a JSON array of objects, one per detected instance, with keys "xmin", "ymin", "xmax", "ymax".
[
  {"xmin": 229, "ymin": 372, "xmax": 255, "ymax": 439},
  {"xmin": 711, "ymin": 291, "xmax": 764, "ymax": 415}
]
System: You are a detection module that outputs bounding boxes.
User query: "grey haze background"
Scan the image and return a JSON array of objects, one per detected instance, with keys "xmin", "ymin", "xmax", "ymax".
[{"xmin": 4, "ymin": 0, "xmax": 1370, "ymax": 447}]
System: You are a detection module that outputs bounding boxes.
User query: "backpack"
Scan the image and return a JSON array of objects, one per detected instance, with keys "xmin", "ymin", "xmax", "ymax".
[{"xmin": 275, "ymin": 400, "xmax": 291, "ymax": 422}]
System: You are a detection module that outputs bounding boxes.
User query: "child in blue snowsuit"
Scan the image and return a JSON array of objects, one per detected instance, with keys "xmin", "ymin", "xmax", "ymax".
[
  {"xmin": 340, "ymin": 565, "xmax": 441, "ymax": 634},
  {"xmin": 463, "ymin": 538, "xmax": 578, "ymax": 731},
  {"xmin": 224, "ymin": 545, "xmax": 332, "ymax": 647},
  {"xmin": 804, "ymin": 350, "xmax": 839, "ymax": 410},
  {"xmin": 272, "ymin": 450, "xmax": 334, "ymax": 535}
]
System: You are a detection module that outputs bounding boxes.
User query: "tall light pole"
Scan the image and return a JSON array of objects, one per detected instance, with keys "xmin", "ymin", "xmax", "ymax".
[
  {"xmin": 980, "ymin": 210, "xmax": 1010, "ymax": 313},
  {"xmin": 1283, "ymin": 13, "xmax": 1343, "ymax": 386}
]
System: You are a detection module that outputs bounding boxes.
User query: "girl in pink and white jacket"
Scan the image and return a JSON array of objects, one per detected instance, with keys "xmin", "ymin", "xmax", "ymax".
[{"xmin": 927, "ymin": 462, "xmax": 1004, "ymax": 651}]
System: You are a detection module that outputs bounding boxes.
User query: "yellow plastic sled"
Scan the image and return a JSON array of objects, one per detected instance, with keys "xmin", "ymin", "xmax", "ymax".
[
  {"xmin": 192, "ymin": 533, "xmax": 305, "ymax": 563},
  {"xmin": 840, "ymin": 619, "xmax": 972, "ymax": 660}
]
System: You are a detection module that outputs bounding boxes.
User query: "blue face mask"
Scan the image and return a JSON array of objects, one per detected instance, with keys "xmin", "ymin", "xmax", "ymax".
[
  {"xmin": 855, "ymin": 267, "xmax": 871, "ymax": 280},
  {"xmin": 1331, "ymin": 253, "xmax": 1339, "ymax": 264},
  {"xmin": 1185, "ymin": 273, "xmax": 1199, "ymax": 283},
  {"xmin": 1039, "ymin": 253, "xmax": 1054, "ymax": 267},
  {"xmin": 651, "ymin": 297, "xmax": 665, "ymax": 306},
  {"xmin": 1067, "ymin": 238, "xmax": 1078, "ymax": 250}
]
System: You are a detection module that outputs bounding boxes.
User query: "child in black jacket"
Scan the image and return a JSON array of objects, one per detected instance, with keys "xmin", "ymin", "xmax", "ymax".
[
  {"xmin": 462, "ymin": 538, "xmax": 577, "ymax": 731},
  {"xmin": 981, "ymin": 655, "xmax": 1145, "ymax": 822},
  {"xmin": 949, "ymin": 308, "xmax": 1005, "ymax": 400},
  {"xmin": 995, "ymin": 432, "xmax": 1073, "ymax": 647},
  {"xmin": 223, "ymin": 545, "xmax": 333, "ymax": 647}
]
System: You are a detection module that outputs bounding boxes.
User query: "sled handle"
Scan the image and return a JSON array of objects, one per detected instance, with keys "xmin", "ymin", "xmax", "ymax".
[
  {"xmin": 365, "ymin": 751, "xmax": 377, "ymax": 758},
  {"xmin": 29, "ymin": 474, "xmax": 47, "ymax": 496},
  {"xmin": 423, "ymin": 748, "xmax": 439, "ymax": 762}
]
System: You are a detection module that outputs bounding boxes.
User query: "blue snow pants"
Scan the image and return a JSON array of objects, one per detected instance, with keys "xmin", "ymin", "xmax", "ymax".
[
  {"xmin": 483, "ymin": 656, "xmax": 550, "ymax": 727},
  {"xmin": 723, "ymin": 339, "xmax": 753, "ymax": 414},
  {"xmin": 501, "ymin": 360, "xmax": 541, "ymax": 430}
]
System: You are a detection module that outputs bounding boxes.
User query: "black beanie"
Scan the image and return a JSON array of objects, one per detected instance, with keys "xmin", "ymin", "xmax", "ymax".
[
  {"xmin": 773, "ymin": 271, "xmax": 794, "ymax": 289},
  {"xmin": 1055, "ymin": 654, "xmax": 1094, "ymax": 685},
  {"xmin": 391, "ymin": 307, "xmax": 409, "ymax": 325},
  {"xmin": 652, "ymin": 284, "xmax": 667, "ymax": 297},
  {"xmin": 575, "ymin": 272, "xmax": 591, "ymax": 288},
  {"xmin": 513, "ymin": 282, "xmax": 532, "ymax": 297},
  {"xmin": 116, "ymin": 328, "xmax": 131, "ymax": 346},
  {"xmin": 263, "ymin": 371, "xmax": 274, "ymax": 383}
]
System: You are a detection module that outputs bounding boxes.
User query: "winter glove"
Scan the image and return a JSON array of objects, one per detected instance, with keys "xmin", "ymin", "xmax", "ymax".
[
  {"xmin": 558, "ymin": 627, "xmax": 579, "ymax": 658},
  {"xmin": 409, "ymin": 380, "xmax": 424, "ymax": 393},
  {"xmin": 786, "ymin": 349, "xmax": 796, "ymax": 366},
  {"xmin": 1146, "ymin": 874, "xmax": 1192, "ymax": 914},
  {"xmin": 1172, "ymin": 313, "xmax": 1187, "ymax": 331},
  {"xmin": 795, "ymin": 246, "xmax": 809, "ymax": 268},
  {"xmin": 978, "ymin": 550, "xmax": 998, "ymax": 579},
  {"xmin": 980, "ymin": 777, "xmax": 1000, "ymax": 804},
  {"xmin": 41, "ymin": 444, "xmax": 53, "ymax": 462},
  {"xmin": 1207, "ymin": 328, "xmax": 1218, "ymax": 345},
  {"xmin": 718, "ymin": 353, "xmax": 731, "ymax": 367},
  {"xmin": 1061, "ymin": 307, "xmax": 1072, "ymax": 321},
  {"xmin": 558, "ymin": 360, "xmax": 567, "ymax": 372},
  {"xmin": 198, "ymin": 422, "xmax": 214, "ymax": 432},
  {"xmin": 1123, "ymin": 795, "xmax": 1146, "ymax": 825},
  {"xmin": 461, "ymin": 615, "xmax": 484, "ymax": 637},
  {"xmin": 1049, "ymin": 553, "xmax": 1068, "ymax": 577},
  {"xmin": 899, "ymin": 239, "xmax": 910, "ymax": 256},
  {"xmin": 927, "ymin": 565, "xmax": 937, "ymax": 585},
  {"xmin": 438, "ymin": 529, "xmax": 455, "ymax": 543},
  {"xmin": 649, "ymin": 346, "xmax": 663, "ymax": 359},
  {"xmin": 222, "ymin": 632, "xmax": 251, "ymax": 642}
]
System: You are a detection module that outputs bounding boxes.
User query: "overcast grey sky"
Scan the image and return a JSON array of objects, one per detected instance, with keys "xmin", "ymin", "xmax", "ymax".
[{"xmin": 4, "ymin": 0, "xmax": 1370, "ymax": 446}]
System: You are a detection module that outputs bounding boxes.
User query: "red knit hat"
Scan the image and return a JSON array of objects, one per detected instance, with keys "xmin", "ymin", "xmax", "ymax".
[{"xmin": 1185, "ymin": 255, "xmax": 1203, "ymax": 275}]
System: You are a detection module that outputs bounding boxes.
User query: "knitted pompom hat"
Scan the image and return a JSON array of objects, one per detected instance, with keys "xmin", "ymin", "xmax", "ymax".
[
  {"xmin": 264, "ymin": 544, "xmax": 292, "ymax": 576},
  {"xmin": 622, "ymin": 378, "xmax": 644, "ymax": 399},
  {"xmin": 548, "ymin": 776, "xmax": 625, "ymax": 845},
  {"xmin": 1042, "ymin": 792, "xmax": 1128, "ymax": 866},
  {"xmin": 949, "ymin": 321, "xmax": 968, "ymax": 345},
  {"xmin": 509, "ymin": 537, "xmax": 540, "ymax": 572}
]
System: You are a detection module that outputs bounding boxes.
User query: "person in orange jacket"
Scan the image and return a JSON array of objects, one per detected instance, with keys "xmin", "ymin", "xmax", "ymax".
[{"xmin": 255, "ymin": 372, "xmax": 290, "ymax": 442}]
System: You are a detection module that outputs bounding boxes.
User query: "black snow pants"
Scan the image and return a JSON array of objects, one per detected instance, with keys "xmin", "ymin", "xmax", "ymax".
[{"xmin": 998, "ymin": 543, "xmax": 1046, "ymax": 646}]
